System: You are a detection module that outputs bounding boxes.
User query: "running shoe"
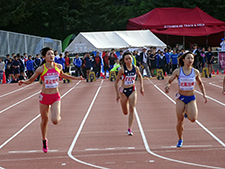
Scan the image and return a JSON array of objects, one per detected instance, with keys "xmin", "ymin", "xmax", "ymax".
[
  {"xmin": 176, "ymin": 139, "xmax": 183, "ymax": 147},
  {"xmin": 42, "ymin": 139, "xmax": 48, "ymax": 153},
  {"xmin": 127, "ymin": 128, "xmax": 133, "ymax": 136}
]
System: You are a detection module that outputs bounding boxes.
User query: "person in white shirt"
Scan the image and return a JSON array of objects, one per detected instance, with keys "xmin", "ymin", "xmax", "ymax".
[
  {"xmin": 220, "ymin": 38, "xmax": 225, "ymax": 51},
  {"xmin": 140, "ymin": 47, "xmax": 151, "ymax": 77},
  {"xmin": 165, "ymin": 51, "xmax": 207, "ymax": 147}
]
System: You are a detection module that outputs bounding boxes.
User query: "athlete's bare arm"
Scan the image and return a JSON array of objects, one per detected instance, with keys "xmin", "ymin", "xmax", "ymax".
[
  {"xmin": 18, "ymin": 66, "xmax": 43, "ymax": 85},
  {"xmin": 165, "ymin": 68, "xmax": 179, "ymax": 93},
  {"xmin": 135, "ymin": 66, "xmax": 144, "ymax": 95},
  {"xmin": 195, "ymin": 69, "xmax": 207, "ymax": 103}
]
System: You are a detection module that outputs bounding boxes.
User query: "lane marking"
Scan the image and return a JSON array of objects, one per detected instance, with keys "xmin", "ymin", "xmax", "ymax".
[
  {"xmin": 135, "ymin": 108, "xmax": 224, "ymax": 169},
  {"xmin": 0, "ymin": 81, "xmax": 81, "ymax": 150},
  {"xmin": 0, "ymin": 83, "xmax": 36, "ymax": 98},
  {"xmin": 195, "ymin": 89, "xmax": 225, "ymax": 107},
  {"xmin": 8, "ymin": 150, "xmax": 58, "ymax": 153},
  {"xmin": 209, "ymin": 82, "xmax": 222, "ymax": 89},
  {"xmin": 68, "ymin": 80, "xmax": 109, "ymax": 169},
  {"xmin": 85, "ymin": 147, "xmax": 135, "ymax": 151},
  {"xmin": 132, "ymin": 79, "xmax": 225, "ymax": 169},
  {"xmin": 0, "ymin": 91, "xmax": 40, "ymax": 114},
  {"xmin": 150, "ymin": 80, "xmax": 225, "ymax": 148},
  {"xmin": 161, "ymin": 145, "xmax": 212, "ymax": 148}
]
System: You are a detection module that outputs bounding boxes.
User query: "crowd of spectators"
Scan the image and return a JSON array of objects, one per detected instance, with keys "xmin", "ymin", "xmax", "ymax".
[{"xmin": 0, "ymin": 44, "xmax": 215, "ymax": 84}]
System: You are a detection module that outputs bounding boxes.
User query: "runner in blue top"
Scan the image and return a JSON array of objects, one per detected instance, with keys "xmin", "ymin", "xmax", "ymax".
[
  {"xmin": 115, "ymin": 51, "xmax": 144, "ymax": 136},
  {"xmin": 165, "ymin": 51, "xmax": 207, "ymax": 147}
]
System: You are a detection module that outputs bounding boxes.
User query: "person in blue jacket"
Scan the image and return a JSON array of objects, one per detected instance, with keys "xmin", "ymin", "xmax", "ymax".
[
  {"xmin": 56, "ymin": 54, "xmax": 65, "ymax": 72},
  {"xmin": 26, "ymin": 55, "xmax": 35, "ymax": 79},
  {"xmin": 171, "ymin": 49, "xmax": 178, "ymax": 72},
  {"xmin": 73, "ymin": 53, "xmax": 83, "ymax": 77}
]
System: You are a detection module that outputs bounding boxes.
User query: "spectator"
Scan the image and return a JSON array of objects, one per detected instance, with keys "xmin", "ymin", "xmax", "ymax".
[
  {"xmin": 134, "ymin": 50, "xmax": 140, "ymax": 67},
  {"xmin": 206, "ymin": 47, "xmax": 214, "ymax": 77},
  {"xmin": 103, "ymin": 51, "xmax": 110, "ymax": 78},
  {"xmin": 118, "ymin": 50, "xmax": 123, "ymax": 60},
  {"xmin": 110, "ymin": 48, "xmax": 118, "ymax": 59},
  {"xmin": 17, "ymin": 54, "xmax": 25, "ymax": 80},
  {"xmin": 6, "ymin": 58, "xmax": 14, "ymax": 83},
  {"xmin": 200, "ymin": 47, "xmax": 206, "ymax": 69},
  {"xmin": 64, "ymin": 51, "xmax": 70, "ymax": 73},
  {"xmin": 157, "ymin": 51, "xmax": 166, "ymax": 75},
  {"xmin": 73, "ymin": 53, "xmax": 83, "ymax": 77},
  {"xmin": 26, "ymin": 55, "xmax": 35, "ymax": 79},
  {"xmin": 84, "ymin": 53, "xmax": 92, "ymax": 82},
  {"xmin": 54, "ymin": 50, "xmax": 60, "ymax": 61},
  {"xmin": 220, "ymin": 38, "xmax": 225, "ymax": 51},
  {"xmin": 149, "ymin": 49, "xmax": 157, "ymax": 77},
  {"xmin": 56, "ymin": 54, "xmax": 65, "ymax": 72},
  {"xmin": 164, "ymin": 48, "xmax": 171, "ymax": 75},
  {"xmin": 140, "ymin": 47, "xmax": 151, "ymax": 77},
  {"xmin": 93, "ymin": 52, "xmax": 102, "ymax": 78},
  {"xmin": 81, "ymin": 54, "xmax": 87, "ymax": 79},
  {"xmin": 34, "ymin": 54, "xmax": 42, "ymax": 81},
  {"xmin": 12, "ymin": 55, "xmax": 21, "ymax": 82},
  {"xmin": 171, "ymin": 49, "xmax": 178, "ymax": 72},
  {"xmin": 34, "ymin": 54, "xmax": 42, "ymax": 70},
  {"xmin": 0, "ymin": 58, "xmax": 5, "ymax": 83},
  {"xmin": 110, "ymin": 58, "xmax": 121, "ymax": 75},
  {"xmin": 4, "ymin": 54, "xmax": 10, "ymax": 81},
  {"xmin": 108, "ymin": 53, "xmax": 116, "ymax": 70},
  {"xmin": 192, "ymin": 44, "xmax": 202, "ymax": 70},
  {"xmin": 23, "ymin": 53, "xmax": 28, "ymax": 63}
]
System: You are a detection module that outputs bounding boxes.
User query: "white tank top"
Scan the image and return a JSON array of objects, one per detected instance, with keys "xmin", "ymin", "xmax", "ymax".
[{"xmin": 178, "ymin": 67, "xmax": 195, "ymax": 91}]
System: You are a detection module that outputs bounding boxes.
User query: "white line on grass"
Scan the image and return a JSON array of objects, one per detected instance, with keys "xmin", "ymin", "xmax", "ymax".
[{"xmin": 68, "ymin": 80, "xmax": 109, "ymax": 169}]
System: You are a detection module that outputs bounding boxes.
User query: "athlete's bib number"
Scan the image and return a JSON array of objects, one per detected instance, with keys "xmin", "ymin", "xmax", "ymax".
[{"xmin": 44, "ymin": 75, "xmax": 59, "ymax": 88}]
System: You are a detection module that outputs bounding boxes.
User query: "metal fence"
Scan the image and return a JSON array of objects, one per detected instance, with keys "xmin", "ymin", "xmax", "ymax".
[{"xmin": 0, "ymin": 30, "xmax": 62, "ymax": 57}]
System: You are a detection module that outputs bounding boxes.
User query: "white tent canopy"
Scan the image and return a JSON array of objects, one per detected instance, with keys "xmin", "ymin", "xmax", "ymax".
[{"xmin": 65, "ymin": 30, "xmax": 166, "ymax": 53}]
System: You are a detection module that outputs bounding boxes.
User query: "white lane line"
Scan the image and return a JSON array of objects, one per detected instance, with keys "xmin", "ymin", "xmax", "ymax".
[
  {"xmin": 0, "ymin": 83, "xmax": 36, "ymax": 98},
  {"xmin": 134, "ymin": 108, "xmax": 224, "ymax": 169},
  {"xmin": 151, "ymin": 81, "xmax": 225, "ymax": 148},
  {"xmin": 209, "ymin": 82, "xmax": 222, "ymax": 89},
  {"xmin": 0, "ymin": 91, "xmax": 40, "ymax": 114},
  {"xmin": 68, "ymin": 80, "xmax": 109, "ymax": 169},
  {"xmin": 8, "ymin": 150, "xmax": 58, "ymax": 153},
  {"xmin": 0, "ymin": 81, "xmax": 81, "ymax": 150},
  {"xmin": 85, "ymin": 147, "xmax": 135, "ymax": 151},
  {"xmin": 0, "ymin": 167, "xmax": 5, "ymax": 169},
  {"xmin": 135, "ymin": 79, "xmax": 225, "ymax": 169},
  {"xmin": 162, "ymin": 145, "xmax": 212, "ymax": 148},
  {"xmin": 195, "ymin": 89, "xmax": 225, "ymax": 107}
]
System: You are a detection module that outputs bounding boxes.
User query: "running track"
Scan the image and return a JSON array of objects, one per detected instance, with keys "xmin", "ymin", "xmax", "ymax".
[{"xmin": 0, "ymin": 75, "xmax": 225, "ymax": 169}]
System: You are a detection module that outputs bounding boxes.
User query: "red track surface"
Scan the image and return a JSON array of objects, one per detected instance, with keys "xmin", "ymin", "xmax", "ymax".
[{"xmin": 0, "ymin": 75, "xmax": 225, "ymax": 169}]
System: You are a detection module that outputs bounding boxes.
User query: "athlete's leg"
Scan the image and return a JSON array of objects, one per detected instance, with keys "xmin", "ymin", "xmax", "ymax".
[
  {"xmin": 128, "ymin": 90, "xmax": 137, "ymax": 129},
  {"xmin": 40, "ymin": 103, "xmax": 50, "ymax": 140},
  {"xmin": 120, "ymin": 93, "xmax": 129, "ymax": 115},
  {"xmin": 176, "ymin": 99, "xmax": 185, "ymax": 140},
  {"xmin": 186, "ymin": 100, "xmax": 198, "ymax": 122},
  {"xmin": 51, "ymin": 101, "xmax": 61, "ymax": 125}
]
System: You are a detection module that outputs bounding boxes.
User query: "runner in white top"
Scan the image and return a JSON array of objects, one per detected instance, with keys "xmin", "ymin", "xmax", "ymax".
[{"xmin": 165, "ymin": 51, "xmax": 207, "ymax": 147}]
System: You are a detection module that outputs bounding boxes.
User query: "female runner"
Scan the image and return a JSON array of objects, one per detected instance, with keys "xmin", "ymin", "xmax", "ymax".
[
  {"xmin": 115, "ymin": 51, "xmax": 144, "ymax": 136},
  {"xmin": 18, "ymin": 47, "xmax": 84, "ymax": 153},
  {"xmin": 165, "ymin": 51, "xmax": 207, "ymax": 147}
]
